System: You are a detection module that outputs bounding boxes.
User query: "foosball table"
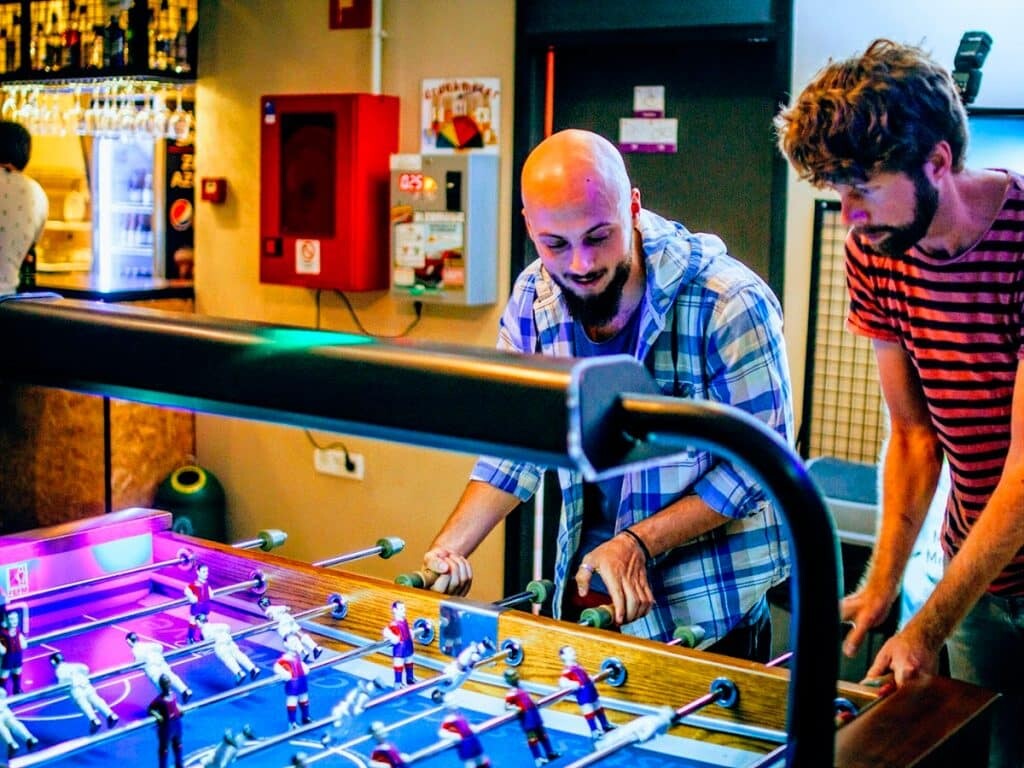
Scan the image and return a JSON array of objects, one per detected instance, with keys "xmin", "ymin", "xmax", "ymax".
[{"xmin": 0, "ymin": 296, "xmax": 999, "ymax": 767}]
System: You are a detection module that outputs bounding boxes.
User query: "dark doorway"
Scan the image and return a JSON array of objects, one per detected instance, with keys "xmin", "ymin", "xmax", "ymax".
[
  {"xmin": 505, "ymin": 0, "xmax": 792, "ymax": 599},
  {"xmin": 551, "ymin": 41, "xmax": 777, "ymax": 283}
]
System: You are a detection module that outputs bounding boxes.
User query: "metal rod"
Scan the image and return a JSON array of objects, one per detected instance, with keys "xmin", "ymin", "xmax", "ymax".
[
  {"xmin": 15, "ymin": 551, "xmax": 191, "ymax": 603},
  {"xmin": 29, "ymin": 577, "xmax": 263, "ymax": 646},
  {"xmin": 617, "ymin": 393, "xmax": 840, "ymax": 767},
  {"xmin": 313, "ymin": 537, "xmax": 404, "ymax": 568}
]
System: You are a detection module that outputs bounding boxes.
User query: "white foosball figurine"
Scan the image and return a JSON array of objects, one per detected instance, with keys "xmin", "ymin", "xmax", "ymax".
[
  {"xmin": 126, "ymin": 631, "xmax": 193, "ymax": 702},
  {"xmin": 0, "ymin": 688, "xmax": 37, "ymax": 758},
  {"xmin": 196, "ymin": 616, "xmax": 259, "ymax": 685},
  {"xmin": 49, "ymin": 652, "xmax": 119, "ymax": 733},
  {"xmin": 258, "ymin": 597, "xmax": 323, "ymax": 660}
]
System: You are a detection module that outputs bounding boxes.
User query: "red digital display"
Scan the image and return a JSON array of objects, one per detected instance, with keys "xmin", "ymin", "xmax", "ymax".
[{"xmin": 398, "ymin": 172, "xmax": 425, "ymax": 193}]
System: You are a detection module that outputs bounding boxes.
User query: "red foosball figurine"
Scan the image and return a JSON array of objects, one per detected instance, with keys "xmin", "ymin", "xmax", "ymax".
[
  {"xmin": 273, "ymin": 633, "xmax": 312, "ymax": 729},
  {"xmin": 504, "ymin": 669, "xmax": 559, "ymax": 766},
  {"xmin": 557, "ymin": 645, "xmax": 613, "ymax": 740},
  {"xmin": 147, "ymin": 673, "xmax": 184, "ymax": 768},
  {"xmin": 381, "ymin": 600, "xmax": 415, "ymax": 688},
  {"xmin": 0, "ymin": 605, "xmax": 28, "ymax": 695},
  {"xmin": 368, "ymin": 721, "xmax": 409, "ymax": 767},
  {"xmin": 438, "ymin": 704, "xmax": 490, "ymax": 768},
  {"xmin": 184, "ymin": 563, "xmax": 213, "ymax": 645}
]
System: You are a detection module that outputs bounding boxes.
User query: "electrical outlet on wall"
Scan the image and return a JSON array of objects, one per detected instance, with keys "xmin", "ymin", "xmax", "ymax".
[{"xmin": 313, "ymin": 449, "xmax": 365, "ymax": 480}]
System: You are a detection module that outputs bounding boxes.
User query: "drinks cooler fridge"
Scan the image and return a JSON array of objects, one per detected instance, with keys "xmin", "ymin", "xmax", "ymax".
[{"xmin": 92, "ymin": 135, "xmax": 194, "ymax": 280}]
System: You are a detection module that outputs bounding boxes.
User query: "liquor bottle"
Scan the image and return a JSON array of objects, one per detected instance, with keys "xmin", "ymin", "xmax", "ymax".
[
  {"xmin": 89, "ymin": 24, "xmax": 105, "ymax": 69},
  {"xmin": 62, "ymin": 1, "xmax": 82, "ymax": 71},
  {"xmin": 173, "ymin": 7, "xmax": 190, "ymax": 73},
  {"xmin": 0, "ymin": 29, "xmax": 8, "ymax": 74},
  {"xmin": 147, "ymin": 6, "xmax": 156, "ymax": 68},
  {"xmin": 18, "ymin": 246, "xmax": 36, "ymax": 290},
  {"xmin": 30, "ymin": 22, "xmax": 45, "ymax": 71},
  {"xmin": 105, "ymin": 14, "xmax": 124, "ymax": 68},
  {"xmin": 7, "ymin": 14, "xmax": 19, "ymax": 72},
  {"xmin": 122, "ymin": 9, "xmax": 132, "ymax": 68},
  {"xmin": 45, "ymin": 11, "xmax": 61, "ymax": 72},
  {"xmin": 155, "ymin": 0, "xmax": 172, "ymax": 70}
]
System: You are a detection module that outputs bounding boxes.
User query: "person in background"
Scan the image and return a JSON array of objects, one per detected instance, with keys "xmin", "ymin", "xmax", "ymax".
[
  {"xmin": 775, "ymin": 38, "xmax": 1024, "ymax": 768},
  {"xmin": 0, "ymin": 121, "xmax": 47, "ymax": 295},
  {"xmin": 419, "ymin": 128, "xmax": 793, "ymax": 660}
]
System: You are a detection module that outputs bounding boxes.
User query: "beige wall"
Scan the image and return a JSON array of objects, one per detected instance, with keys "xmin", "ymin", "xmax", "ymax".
[{"xmin": 193, "ymin": 0, "xmax": 516, "ymax": 599}]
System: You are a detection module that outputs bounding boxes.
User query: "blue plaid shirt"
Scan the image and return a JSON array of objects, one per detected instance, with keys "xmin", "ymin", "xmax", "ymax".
[{"xmin": 472, "ymin": 210, "xmax": 793, "ymax": 644}]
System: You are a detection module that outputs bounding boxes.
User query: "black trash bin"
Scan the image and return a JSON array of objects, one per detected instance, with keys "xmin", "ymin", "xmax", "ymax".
[{"xmin": 155, "ymin": 464, "xmax": 227, "ymax": 543}]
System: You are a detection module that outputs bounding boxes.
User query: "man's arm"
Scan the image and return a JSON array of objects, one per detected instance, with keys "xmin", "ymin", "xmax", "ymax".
[
  {"xmin": 577, "ymin": 495, "xmax": 731, "ymax": 625},
  {"xmin": 582, "ymin": 278, "xmax": 793, "ymax": 626},
  {"xmin": 842, "ymin": 339, "xmax": 943, "ymax": 658},
  {"xmin": 422, "ymin": 480, "xmax": 521, "ymax": 596},
  {"xmin": 866, "ymin": 360, "xmax": 1024, "ymax": 685}
]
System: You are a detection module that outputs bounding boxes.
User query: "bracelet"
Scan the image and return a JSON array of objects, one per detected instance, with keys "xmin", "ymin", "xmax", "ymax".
[{"xmin": 619, "ymin": 527, "xmax": 655, "ymax": 568}]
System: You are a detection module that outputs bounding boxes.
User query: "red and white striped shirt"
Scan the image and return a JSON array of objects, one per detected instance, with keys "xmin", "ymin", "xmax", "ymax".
[{"xmin": 846, "ymin": 170, "xmax": 1024, "ymax": 595}]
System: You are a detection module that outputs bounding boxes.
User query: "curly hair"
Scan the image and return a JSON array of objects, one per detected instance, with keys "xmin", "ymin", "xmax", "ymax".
[{"xmin": 775, "ymin": 39, "xmax": 968, "ymax": 186}]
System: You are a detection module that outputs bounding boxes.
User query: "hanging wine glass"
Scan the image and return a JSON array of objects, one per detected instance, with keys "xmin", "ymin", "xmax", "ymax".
[
  {"xmin": 166, "ymin": 85, "xmax": 194, "ymax": 144},
  {"xmin": 63, "ymin": 87, "xmax": 85, "ymax": 136},
  {"xmin": 1, "ymin": 87, "xmax": 18, "ymax": 122},
  {"xmin": 134, "ymin": 84, "xmax": 155, "ymax": 141},
  {"xmin": 117, "ymin": 82, "xmax": 138, "ymax": 140},
  {"xmin": 98, "ymin": 85, "xmax": 118, "ymax": 136},
  {"xmin": 150, "ymin": 90, "xmax": 170, "ymax": 140},
  {"xmin": 83, "ymin": 85, "xmax": 103, "ymax": 136},
  {"xmin": 16, "ymin": 86, "xmax": 39, "ymax": 128}
]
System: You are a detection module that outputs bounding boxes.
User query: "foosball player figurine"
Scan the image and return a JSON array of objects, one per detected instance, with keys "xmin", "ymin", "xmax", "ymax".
[
  {"xmin": 258, "ymin": 596, "xmax": 323, "ymax": 660},
  {"xmin": 49, "ymin": 652, "xmax": 119, "ymax": 733},
  {"xmin": 185, "ymin": 563, "xmax": 213, "ymax": 644},
  {"xmin": 147, "ymin": 673, "xmax": 184, "ymax": 768},
  {"xmin": 0, "ymin": 606, "xmax": 27, "ymax": 694},
  {"xmin": 557, "ymin": 645, "xmax": 613, "ymax": 740},
  {"xmin": 438, "ymin": 704, "xmax": 491, "ymax": 768},
  {"xmin": 200, "ymin": 725, "xmax": 257, "ymax": 768},
  {"xmin": 197, "ymin": 615, "xmax": 260, "ymax": 685},
  {"xmin": 0, "ymin": 689, "xmax": 37, "ymax": 758},
  {"xmin": 325, "ymin": 678, "xmax": 381, "ymax": 744},
  {"xmin": 503, "ymin": 670, "xmax": 559, "ymax": 766},
  {"xmin": 127, "ymin": 631, "xmax": 193, "ymax": 702},
  {"xmin": 273, "ymin": 633, "xmax": 312, "ymax": 729},
  {"xmin": 368, "ymin": 721, "xmax": 409, "ymax": 767},
  {"xmin": 381, "ymin": 600, "xmax": 415, "ymax": 688}
]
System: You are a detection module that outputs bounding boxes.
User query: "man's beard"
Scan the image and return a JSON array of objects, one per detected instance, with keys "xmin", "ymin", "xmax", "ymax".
[
  {"xmin": 553, "ymin": 259, "xmax": 632, "ymax": 328},
  {"xmin": 860, "ymin": 171, "xmax": 939, "ymax": 257}
]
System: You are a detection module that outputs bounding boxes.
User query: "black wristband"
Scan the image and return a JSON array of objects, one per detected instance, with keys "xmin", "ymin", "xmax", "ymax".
[{"xmin": 620, "ymin": 527, "xmax": 654, "ymax": 568}]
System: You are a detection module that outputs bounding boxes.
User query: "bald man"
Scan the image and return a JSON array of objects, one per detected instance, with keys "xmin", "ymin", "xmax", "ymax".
[{"xmin": 420, "ymin": 129, "xmax": 793, "ymax": 660}]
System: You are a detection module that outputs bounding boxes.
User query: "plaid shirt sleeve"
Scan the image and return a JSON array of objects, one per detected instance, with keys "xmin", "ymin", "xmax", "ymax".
[
  {"xmin": 691, "ymin": 278, "xmax": 794, "ymax": 519},
  {"xmin": 469, "ymin": 266, "xmax": 548, "ymax": 500}
]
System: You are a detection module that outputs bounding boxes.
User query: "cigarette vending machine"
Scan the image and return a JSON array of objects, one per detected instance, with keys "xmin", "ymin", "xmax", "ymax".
[{"xmin": 389, "ymin": 153, "xmax": 497, "ymax": 305}]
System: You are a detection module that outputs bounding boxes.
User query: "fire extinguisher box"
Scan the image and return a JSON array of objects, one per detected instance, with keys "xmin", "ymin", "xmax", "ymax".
[{"xmin": 259, "ymin": 93, "xmax": 399, "ymax": 291}]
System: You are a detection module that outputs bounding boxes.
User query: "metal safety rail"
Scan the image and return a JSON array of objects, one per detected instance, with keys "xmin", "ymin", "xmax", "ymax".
[{"xmin": 0, "ymin": 295, "xmax": 840, "ymax": 767}]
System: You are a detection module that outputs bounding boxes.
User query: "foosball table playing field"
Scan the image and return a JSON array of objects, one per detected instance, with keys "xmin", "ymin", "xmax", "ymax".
[
  {"xmin": 0, "ymin": 297, "xmax": 1000, "ymax": 768},
  {"xmin": 0, "ymin": 508, "xmax": 995, "ymax": 768}
]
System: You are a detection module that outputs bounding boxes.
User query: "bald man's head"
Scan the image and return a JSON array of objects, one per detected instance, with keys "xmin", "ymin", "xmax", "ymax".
[
  {"xmin": 521, "ymin": 129, "xmax": 632, "ymax": 218},
  {"xmin": 519, "ymin": 130, "xmax": 643, "ymax": 333}
]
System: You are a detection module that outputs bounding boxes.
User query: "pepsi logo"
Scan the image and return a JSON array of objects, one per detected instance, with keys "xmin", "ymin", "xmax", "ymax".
[{"xmin": 169, "ymin": 198, "xmax": 194, "ymax": 231}]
